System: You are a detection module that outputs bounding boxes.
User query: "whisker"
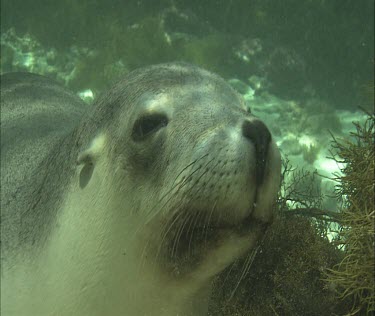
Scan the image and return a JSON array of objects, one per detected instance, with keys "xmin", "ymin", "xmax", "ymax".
[
  {"xmin": 139, "ymin": 155, "xmax": 212, "ymax": 230},
  {"xmin": 227, "ymin": 246, "xmax": 259, "ymax": 302},
  {"xmin": 219, "ymin": 259, "xmax": 238, "ymax": 293},
  {"xmin": 203, "ymin": 200, "xmax": 217, "ymax": 243},
  {"xmin": 187, "ymin": 211, "xmax": 205, "ymax": 255},
  {"xmin": 171, "ymin": 211, "xmax": 193, "ymax": 259},
  {"xmin": 156, "ymin": 208, "xmax": 186, "ymax": 262}
]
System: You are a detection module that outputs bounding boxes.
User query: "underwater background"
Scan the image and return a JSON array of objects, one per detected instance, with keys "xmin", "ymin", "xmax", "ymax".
[{"xmin": 1, "ymin": 0, "xmax": 374, "ymax": 315}]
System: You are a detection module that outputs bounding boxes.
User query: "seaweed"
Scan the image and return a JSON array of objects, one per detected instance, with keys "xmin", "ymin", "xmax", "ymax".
[{"xmin": 324, "ymin": 112, "xmax": 375, "ymax": 315}]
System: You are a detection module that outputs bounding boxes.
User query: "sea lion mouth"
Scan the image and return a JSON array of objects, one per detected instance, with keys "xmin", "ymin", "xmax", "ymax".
[{"xmin": 161, "ymin": 203, "xmax": 269, "ymax": 276}]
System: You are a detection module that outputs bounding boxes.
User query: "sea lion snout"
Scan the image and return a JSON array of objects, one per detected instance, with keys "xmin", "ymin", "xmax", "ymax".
[{"xmin": 242, "ymin": 119, "xmax": 272, "ymax": 185}]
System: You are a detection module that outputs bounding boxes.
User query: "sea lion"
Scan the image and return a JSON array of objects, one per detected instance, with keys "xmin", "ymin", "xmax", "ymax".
[{"xmin": 1, "ymin": 63, "xmax": 281, "ymax": 316}]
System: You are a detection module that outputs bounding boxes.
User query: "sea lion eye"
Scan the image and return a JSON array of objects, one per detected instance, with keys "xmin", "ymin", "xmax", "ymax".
[{"xmin": 132, "ymin": 113, "xmax": 168, "ymax": 141}]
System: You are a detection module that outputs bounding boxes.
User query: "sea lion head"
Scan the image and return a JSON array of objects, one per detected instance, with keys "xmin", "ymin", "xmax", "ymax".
[
  {"xmin": 76, "ymin": 63, "xmax": 281, "ymax": 283},
  {"xmin": 1, "ymin": 63, "xmax": 281, "ymax": 315}
]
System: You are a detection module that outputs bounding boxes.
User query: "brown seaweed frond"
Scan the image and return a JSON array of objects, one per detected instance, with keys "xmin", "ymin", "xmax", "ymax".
[{"xmin": 325, "ymin": 112, "xmax": 375, "ymax": 315}]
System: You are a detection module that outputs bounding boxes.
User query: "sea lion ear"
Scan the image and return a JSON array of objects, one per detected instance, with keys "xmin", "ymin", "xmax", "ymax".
[
  {"xmin": 77, "ymin": 147, "xmax": 95, "ymax": 189},
  {"xmin": 77, "ymin": 134, "xmax": 106, "ymax": 188}
]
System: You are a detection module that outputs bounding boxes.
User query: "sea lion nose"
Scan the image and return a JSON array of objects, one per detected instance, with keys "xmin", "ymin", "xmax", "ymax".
[{"xmin": 242, "ymin": 119, "xmax": 271, "ymax": 185}]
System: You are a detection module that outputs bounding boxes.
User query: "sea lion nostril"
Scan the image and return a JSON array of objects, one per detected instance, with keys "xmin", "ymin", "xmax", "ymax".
[{"xmin": 242, "ymin": 120, "xmax": 271, "ymax": 185}]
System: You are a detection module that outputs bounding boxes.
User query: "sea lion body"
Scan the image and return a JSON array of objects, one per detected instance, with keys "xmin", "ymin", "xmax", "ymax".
[{"xmin": 1, "ymin": 63, "xmax": 281, "ymax": 316}]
